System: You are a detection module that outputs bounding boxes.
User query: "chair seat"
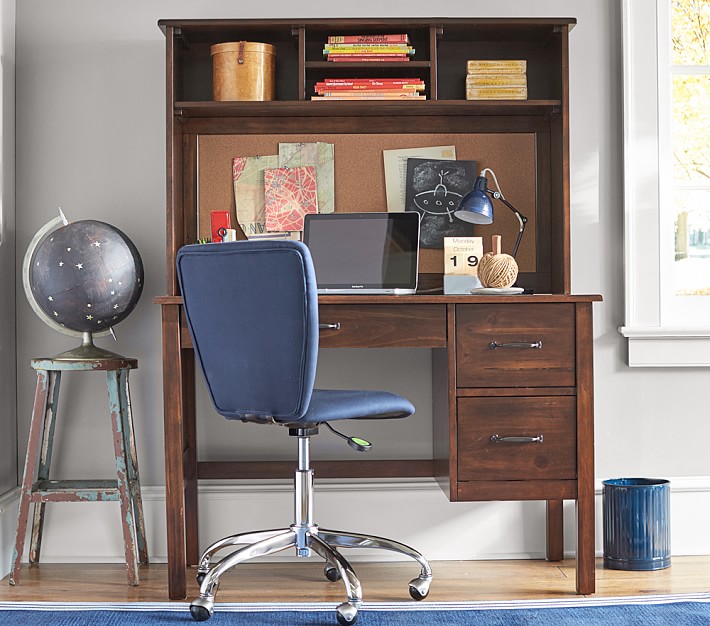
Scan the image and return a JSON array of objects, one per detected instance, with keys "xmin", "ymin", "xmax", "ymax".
[{"xmin": 278, "ymin": 389, "xmax": 414, "ymax": 425}]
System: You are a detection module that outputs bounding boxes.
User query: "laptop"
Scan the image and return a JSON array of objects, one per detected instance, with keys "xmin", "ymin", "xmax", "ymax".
[{"xmin": 302, "ymin": 212, "xmax": 420, "ymax": 295}]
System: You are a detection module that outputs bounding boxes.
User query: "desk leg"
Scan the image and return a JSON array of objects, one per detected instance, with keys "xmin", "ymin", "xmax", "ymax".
[
  {"xmin": 575, "ymin": 303, "xmax": 596, "ymax": 595},
  {"xmin": 182, "ymin": 349, "xmax": 199, "ymax": 566},
  {"xmin": 162, "ymin": 304, "xmax": 187, "ymax": 600},
  {"xmin": 545, "ymin": 500, "xmax": 564, "ymax": 561}
]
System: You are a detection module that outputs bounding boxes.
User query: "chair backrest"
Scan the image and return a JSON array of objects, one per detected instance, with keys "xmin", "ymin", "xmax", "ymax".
[{"xmin": 176, "ymin": 240, "xmax": 319, "ymax": 422}]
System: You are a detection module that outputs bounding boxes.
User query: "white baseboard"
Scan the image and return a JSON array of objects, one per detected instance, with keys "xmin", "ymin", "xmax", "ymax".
[{"xmin": 1, "ymin": 476, "xmax": 709, "ymax": 576}]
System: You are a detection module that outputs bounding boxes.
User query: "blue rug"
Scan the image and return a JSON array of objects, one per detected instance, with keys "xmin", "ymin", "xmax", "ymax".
[{"xmin": 2, "ymin": 594, "xmax": 710, "ymax": 625}]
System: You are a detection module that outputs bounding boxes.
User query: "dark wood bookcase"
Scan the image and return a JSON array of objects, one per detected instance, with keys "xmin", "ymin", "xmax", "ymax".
[
  {"xmin": 160, "ymin": 17, "xmax": 575, "ymax": 295},
  {"xmin": 158, "ymin": 18, "xmax": 599, "ymax": 601}
]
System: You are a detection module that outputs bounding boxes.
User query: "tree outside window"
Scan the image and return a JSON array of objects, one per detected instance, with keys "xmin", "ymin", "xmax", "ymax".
[{"xmin": 671, "ymin": 0, "xmax": 710, "ymax": 296}]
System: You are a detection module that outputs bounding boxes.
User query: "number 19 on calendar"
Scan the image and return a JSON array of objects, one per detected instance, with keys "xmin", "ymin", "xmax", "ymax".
[{"xmin": 443, "ymin": 237, "xmax": 483, "ymax": 276}]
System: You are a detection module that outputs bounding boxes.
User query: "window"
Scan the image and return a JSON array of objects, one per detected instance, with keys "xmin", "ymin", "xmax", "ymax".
[{"xmin": 620, "ymin": 0, "xmax": 710, "ymax": 366}]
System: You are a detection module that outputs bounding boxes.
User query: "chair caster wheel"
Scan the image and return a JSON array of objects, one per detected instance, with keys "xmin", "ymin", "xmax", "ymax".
[
  {"xmin": 189, "ymin": 603, "xmax": 212, "ymax": 621},
  {"xmin": 190, "ymin": 596, "xmax": 214, "ymax": 622},
  {"xmin": 196, "ymin": 571, "xmax": 207, "ymax": 585},
  {"xmin": 408, "ymin": 576, "xmax": 431, "ymax": 601},
  {"xmin": 336, "ymin": 601, "xmax": 358, "ymax": 625},
  {"xmin": 324, "ymin": 564, "xmax": 341, "ymax": 582}
]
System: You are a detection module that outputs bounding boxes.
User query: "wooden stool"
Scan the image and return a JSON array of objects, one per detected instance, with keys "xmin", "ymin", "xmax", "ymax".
[{"xmin": 9, "ymin": 356, "xmax": 148, "ymax": 585}]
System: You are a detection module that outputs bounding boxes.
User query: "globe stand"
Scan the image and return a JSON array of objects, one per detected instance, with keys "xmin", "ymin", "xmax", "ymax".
[{"xmin": 52, "ymin": 331, "xmax": 129, "ymax": 361}]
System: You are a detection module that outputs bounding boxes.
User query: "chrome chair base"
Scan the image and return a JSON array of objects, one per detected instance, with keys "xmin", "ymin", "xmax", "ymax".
[
  {"xmin": 189, "ymin": 431, "xmax": 433, "ymax": 625},
  {"xmin": 190, "ymin": 524, "xmax": 432, "ymax": 625}
]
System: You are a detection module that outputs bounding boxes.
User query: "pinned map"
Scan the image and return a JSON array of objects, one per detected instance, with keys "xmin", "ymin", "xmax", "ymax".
[
  {"xmin": 264, "ymin": 166, "xmax": 318, "ymax": 232},
  {"xmin": 278, "ymin": 142, "xmax": 335, "ymax": 214},
  {"xmin": 232, "ymin": 155, "xmax": 279, "ymax": 236}
]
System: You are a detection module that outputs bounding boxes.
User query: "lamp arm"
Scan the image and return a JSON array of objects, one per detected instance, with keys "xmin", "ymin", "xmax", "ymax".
[{"xmin": 488, "ymin": 189, "xmax": 528, "ymax": 258}]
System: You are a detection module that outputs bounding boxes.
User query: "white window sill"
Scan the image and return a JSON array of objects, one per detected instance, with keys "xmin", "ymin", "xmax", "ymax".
[{"xmin": 619, "ymin": 326, "xmax": 710, "ymax": 367}]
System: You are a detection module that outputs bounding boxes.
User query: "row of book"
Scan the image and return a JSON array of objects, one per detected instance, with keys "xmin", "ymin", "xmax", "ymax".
[
  {"xmin": 312, "ymin": 77, "xmax": 426, "ymax": 101},
  {"xmin": 465, "ymin": 59, "xmax": 528, "ymax": 100},
  {"xmin": 324, "ymin": 33, "xmax": 413, "ymax": 62}
]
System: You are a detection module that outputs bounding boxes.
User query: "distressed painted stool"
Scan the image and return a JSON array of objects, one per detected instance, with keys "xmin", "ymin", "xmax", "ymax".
[{"xmin": 9, "ymin": 355, "xmax": 148, "ymax": 586}]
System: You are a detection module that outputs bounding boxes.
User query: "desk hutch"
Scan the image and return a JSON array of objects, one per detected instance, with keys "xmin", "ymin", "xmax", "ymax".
[{"xmin": 156, "ymin": 17, "xmax": 601, "ymax": 601}]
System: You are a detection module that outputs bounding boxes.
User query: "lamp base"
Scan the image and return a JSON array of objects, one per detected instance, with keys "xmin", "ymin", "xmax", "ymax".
[{"xmin": 443, "ymin": 274, "xmax": 482, "ymax": 295}]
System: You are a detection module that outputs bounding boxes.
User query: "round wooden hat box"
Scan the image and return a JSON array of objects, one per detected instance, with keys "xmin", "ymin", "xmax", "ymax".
[{"xmin": 211, "ymin": 41, "xmax": 276, "ymax": 101}]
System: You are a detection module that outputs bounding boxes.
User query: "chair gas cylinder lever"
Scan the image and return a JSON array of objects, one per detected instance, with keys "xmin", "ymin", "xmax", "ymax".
[{"xmin": 319, "ymin": 322, "xmax": 341, "ymax": 330}]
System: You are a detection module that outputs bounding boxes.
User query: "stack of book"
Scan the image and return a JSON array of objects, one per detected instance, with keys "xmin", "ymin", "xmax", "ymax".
[
  {"xmin": 465, "ymin": 60, "xmax": 528, "ymax": 100},
  {"xmin": 312, "ymin": 77, "xmax": 426, "ymax": 101},
  {"xmin": 324, "ymin": 33, "xmax": 414, "ymax": 62}
]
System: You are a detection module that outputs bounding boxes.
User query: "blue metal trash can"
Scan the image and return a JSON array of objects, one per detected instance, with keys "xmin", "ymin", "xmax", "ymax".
[{"xmin": 603, "ymin": 478, "xmax": 670, "ymax": 570}]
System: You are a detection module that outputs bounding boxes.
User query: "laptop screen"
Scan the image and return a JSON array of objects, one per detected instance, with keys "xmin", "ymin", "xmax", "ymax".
[{"xmin": 302, "ymin": 212, "xmax": 420, "ymax": 294}]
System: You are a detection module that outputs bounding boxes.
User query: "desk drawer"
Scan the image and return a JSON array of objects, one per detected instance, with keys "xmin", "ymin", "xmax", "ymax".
[
  {"xmin": 318, "ymin": 304, "xmax": 446, "ymax": 348},
  {"xmin": 457, "ymin": 396, "xmax": 576, "ymax": 481},
  {"xmin": 456, "ymin": 303, "xmax": 575, "ymax": 387}
]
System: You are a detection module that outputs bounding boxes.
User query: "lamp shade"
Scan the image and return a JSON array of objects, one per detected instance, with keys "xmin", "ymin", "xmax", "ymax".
[{"xmin": 454, "ymin": 176, "xmax": 494, "ymax": 224}]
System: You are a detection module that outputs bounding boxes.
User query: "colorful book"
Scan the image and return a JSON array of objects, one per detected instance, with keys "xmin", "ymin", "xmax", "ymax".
[
  {"xmin": 263, "ymin": 166, "xmax": 318, "ymax": 232},
  {"xmin": 324, "ymin": 44, "xmax": 413, "ymax": 52},
  {"xmin": 316, "ymin": 85, "xmax": 424, "ymax": 92},
  {"xmin": 466, "ymin": 59, "xmax": 527, "ymax": 74},
  {"xmin": 327, "ymin": 34, "xmax": 409, "ymax": 44},
  {"xmin": 315, "ymin": 89, "xmax": 422, "ymax": 96},
  {"xmin": 465, "ymin": 73, "xmax": 527, "ymax": 87},
  {"xmin": 328, "ymin": 55, "xmax": 411, "ymax": 62},
  {"xmin": 465, "ymin": 86, "xmax": 528, "ymax": 100},
  {"xmin": 317, "ymin": 78, "xmax": 424, "ymax": 88},
  {"xmin": 311, "ymin": 94, "xmax": 426, "ymax": 100},
  {"xmin": 325, "ymin": 52, "xmax": 411, "ymax": 57}
]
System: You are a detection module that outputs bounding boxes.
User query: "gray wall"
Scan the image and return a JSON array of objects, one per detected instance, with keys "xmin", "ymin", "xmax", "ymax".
[
  {"xmin": 12, "ymin": 0, "xmax": 708, "ymax": 495},
  {"xmin": 0, "ymin": 0, "xmax": 16, "ymax": 495}
]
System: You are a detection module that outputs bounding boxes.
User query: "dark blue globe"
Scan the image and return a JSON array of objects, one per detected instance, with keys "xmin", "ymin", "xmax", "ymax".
[{"xmin": 29, "ymin": 220, "xmax": 144, "ymax": 333}]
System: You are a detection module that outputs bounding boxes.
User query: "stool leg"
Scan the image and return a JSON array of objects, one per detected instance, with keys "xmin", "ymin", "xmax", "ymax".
[
  {"xmin": 107, "ymin": 369, "xmax": 140, "ymax": 586},
  {"xmin": 10, "ymin": 370, "xmax": 57, "ymax": 585},
  {"xmin": 119, "ymin": 368, "xmax": 148, "ymax": 565},
  {"xmin": 29, "ymin": 371, "xmax": 62, "ymax": 565}
]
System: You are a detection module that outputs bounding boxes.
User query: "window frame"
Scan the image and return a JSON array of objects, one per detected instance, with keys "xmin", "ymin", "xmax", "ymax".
[{"xmin": 620, "ymin": 0, "xmax": 710, "ymax": 367}]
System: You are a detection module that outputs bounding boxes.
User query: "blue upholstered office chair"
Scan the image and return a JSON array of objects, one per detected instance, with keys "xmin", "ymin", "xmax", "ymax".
[{"xmin": 177, "ymin": 240, "xmax": 432, "ymax": 625}]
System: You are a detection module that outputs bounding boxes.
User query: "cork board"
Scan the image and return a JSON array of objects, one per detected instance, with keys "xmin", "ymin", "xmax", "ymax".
[{"xmin": 198, "ymin": 133, "xmax": 537, "ymax": 273}]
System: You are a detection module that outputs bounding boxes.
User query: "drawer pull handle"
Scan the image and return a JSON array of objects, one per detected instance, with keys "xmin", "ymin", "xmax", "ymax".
[
  {"xmin": 490, "ymin": 434, "xmax": 544, "ymax": 444},
  {"xmin": 489, "ymin": 340, "xmax": 542, "ymax": 350},
  {"xmin": 319, "ymin": 322, "xmax": 341, "ymax": 331}
]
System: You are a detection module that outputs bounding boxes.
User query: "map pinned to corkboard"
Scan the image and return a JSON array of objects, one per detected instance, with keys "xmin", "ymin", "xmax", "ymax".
[
  {"xmin": 232, "ymin": 155, "xmax": 278, "ymax": 236},
  {"xmin": 278, "ymin": 142, "xmax": 335, "ymax": 214},
  {"xmin": 264, "ymin": 166, "xmax": 318, "ymax": 232}
]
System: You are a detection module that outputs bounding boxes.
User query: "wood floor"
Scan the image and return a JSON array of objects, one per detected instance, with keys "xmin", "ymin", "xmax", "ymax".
[{"xmin": 1, "ymin": 557, "xmax": 709, "ymax": 603}]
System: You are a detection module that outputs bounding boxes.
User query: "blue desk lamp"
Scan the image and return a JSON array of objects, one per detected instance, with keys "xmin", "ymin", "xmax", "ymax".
[{"xmin": 454, "ymin": 168, "xmax": 528, "ymax": 258}]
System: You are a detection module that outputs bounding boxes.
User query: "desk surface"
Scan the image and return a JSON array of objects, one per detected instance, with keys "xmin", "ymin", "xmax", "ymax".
[{"xmin": 156, "ymin": 293, "xmax": 603, "ymax": 305}]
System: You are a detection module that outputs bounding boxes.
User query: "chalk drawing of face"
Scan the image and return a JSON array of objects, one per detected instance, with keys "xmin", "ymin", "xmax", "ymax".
[{"xmin": 413, "ymin": 170, "xmax": 462, "ymax": 223}]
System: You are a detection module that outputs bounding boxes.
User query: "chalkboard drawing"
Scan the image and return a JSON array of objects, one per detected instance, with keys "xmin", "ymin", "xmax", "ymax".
[{"xmin": 404, "ymin": 158, "xmax": 478, "ymax": 248}]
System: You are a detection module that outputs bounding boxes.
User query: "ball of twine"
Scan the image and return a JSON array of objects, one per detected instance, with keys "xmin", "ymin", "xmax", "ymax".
[{"xmin": 478, "ymin": 252, "xmax": 518, "ymax": 288}]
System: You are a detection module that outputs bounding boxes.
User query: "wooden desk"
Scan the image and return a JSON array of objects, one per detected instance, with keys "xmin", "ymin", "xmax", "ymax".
[{"xmin": 157, "ymin": 292, "xmax": 600, "ymax": 600}]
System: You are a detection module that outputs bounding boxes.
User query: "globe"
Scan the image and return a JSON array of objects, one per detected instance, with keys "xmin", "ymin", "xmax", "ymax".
[{"xmin": 23, "ymin": 217, "xmax": 144, "ymax": 359}]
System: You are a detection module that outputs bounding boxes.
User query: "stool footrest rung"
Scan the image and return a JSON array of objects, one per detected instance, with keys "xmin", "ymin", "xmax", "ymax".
[{"xmin": 30, "ymin": 479, "xmax": 139, "ymax": 502}]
